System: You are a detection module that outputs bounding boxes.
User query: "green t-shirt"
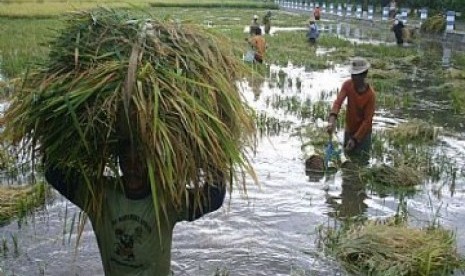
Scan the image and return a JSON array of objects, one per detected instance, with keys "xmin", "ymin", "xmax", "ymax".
[
  {"xmin": 87, "ymin": 186, "xmax": 176, "ymax": 276},
  {"xmin": 45, "ymin": 167, "xmax": 225, "ymax": 276}
]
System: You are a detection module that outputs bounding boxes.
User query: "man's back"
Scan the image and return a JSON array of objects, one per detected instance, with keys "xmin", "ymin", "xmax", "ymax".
[{"xmin": 250, "ymin": 35, "xmax": 266, "ymax": 59}]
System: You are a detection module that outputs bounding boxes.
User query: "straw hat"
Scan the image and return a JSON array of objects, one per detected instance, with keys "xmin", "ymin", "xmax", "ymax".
[
  {"xmin": 253, "ymin": 15, "xmax": 258, "ymax": 19},
  {"xmin": 349, "ymin": 57, "xmax": 370, "ymax": 75}
]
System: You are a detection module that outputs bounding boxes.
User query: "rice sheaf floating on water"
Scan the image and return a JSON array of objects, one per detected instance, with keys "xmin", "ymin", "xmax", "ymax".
[{"xmin": 3, "ymin": 8, "xmax": 256, "ymax": 217}]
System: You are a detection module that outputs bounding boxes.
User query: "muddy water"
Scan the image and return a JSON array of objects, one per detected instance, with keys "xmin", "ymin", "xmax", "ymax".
[
  {"xmin": 1, "ymin": 60, "xmax": 464, "ymax": 275},
  {"xmin": 1, "ymin": 34, "xmax": 465, "ymax": 276}
]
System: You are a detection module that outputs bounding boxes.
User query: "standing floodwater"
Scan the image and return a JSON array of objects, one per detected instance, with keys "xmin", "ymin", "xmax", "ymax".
[{"xmin": 1, "ymin": 58, "xmax": 465, "ymax": 275}]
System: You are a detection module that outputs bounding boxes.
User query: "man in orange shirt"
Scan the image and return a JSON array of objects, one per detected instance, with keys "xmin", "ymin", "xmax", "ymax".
[
  {"xmin": 327, "ymin": 57, "xmax": 375, "ymax": 164},
  {"xmin": 314, "ymin": 6, "xmax": 321, "ymax": 20},
  {"xmin": 248, "ymin": 27, "xmax": 266, "ymax": 64}
]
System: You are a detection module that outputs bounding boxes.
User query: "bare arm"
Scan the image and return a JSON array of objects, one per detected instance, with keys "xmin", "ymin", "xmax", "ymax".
[{"xmin": 44, "ymin": 165, "xmax": 90, "ymax": 210}]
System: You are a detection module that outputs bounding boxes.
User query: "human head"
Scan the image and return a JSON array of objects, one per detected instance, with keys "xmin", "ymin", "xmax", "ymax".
[
  {"xmin": 253, "ymin": 15, "xmax": 258, "ymax": 21},
  {"xmin": 118, "ymin": 138, "xmax": 147, "ymax": 187},
  {"xmin": 266, "ymin": 11, "xmax": 272, "ymax": 17},
  {"xmin": 349, "ymin": 57, "xmax": 370, "ymax": 76},
  {"xmin": 349, "ymin": 57, "xmax": 370, "ymax": 85},
  {"xmin": 116, "ymin": 107, "xmax": 148, "ymax": 190}
]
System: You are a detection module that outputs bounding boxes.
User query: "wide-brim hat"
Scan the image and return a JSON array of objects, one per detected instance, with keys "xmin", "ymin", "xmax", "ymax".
[
  {"xmin": 253, "ymin": 15, "xmax": 258, "ymax": 19},
  {"xmin": 349, "ymin": 57, "xmax": 370, "ymax": 75}
]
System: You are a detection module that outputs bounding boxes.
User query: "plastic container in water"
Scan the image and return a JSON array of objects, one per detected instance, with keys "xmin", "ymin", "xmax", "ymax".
[{"xmin": 244, "ymin": 50, "xmax": 255, "ymax": 62}]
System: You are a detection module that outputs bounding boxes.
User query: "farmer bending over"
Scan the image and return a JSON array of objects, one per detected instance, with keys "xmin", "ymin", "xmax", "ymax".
[
  {"xmin": 44, "ymin": 134, "xmax": 225, "ymax": 275},
  {"xmin": 248, "ymin": 27, "xmax": 266, "ymax": 64},
  {"xmin": 391, "ymin": 16, "xmax": 405, "ymax": 46},
  {"xmin": 307, "ymin": 18, "xmax": 320, "ymax": 45},
  {"xmin": 327, "ymin": 57, "xmax": 375, "ymax": 165}
]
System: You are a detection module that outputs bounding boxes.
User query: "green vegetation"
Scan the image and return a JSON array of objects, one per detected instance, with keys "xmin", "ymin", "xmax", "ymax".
[
  {"xmin": 453, "ymin": 52, "xmax": 465, "ymax": 70},
  {"xmin": 0, "ymin": 18, "xmax": 55, "ymax": 78},
  {"xmin": 386, "ymin": 119, "xmax": 440, "ymax": 144},
  {"xmin": 320, "ymin": 220, "xmax": 465, "ymax": 276},
  {"xmin": 0, "ymin": 0, "xmax": 148, "ymax": 18},
  {"xmin": 0, "ymin": 182, "xmax": 48, "ymax": 224},
  {"xmin": 420, "ymin": 14, "xmax": 446, "ymax": 34},
  {"xmin": 450, "ymin": 87, "xmax": 465, "ymax": 114},
  {"xmin": 149, "ymin": 1, "xmax": 278, "ymax": 9},
  {"xmin": 359, "ymin": 164, "xmax": 424, "ymax": 188}
]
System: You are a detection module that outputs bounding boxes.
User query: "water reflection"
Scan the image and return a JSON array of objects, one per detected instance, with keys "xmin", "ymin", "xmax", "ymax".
[
  {"xmin": 247, "ymin": 75, "xmax": 265, "ymax": 101},
  {"xmin": 442, "ymin": 46, "xmax": 452, "ymax": 68},
  {"xmin": 326, "ymin": 166, "xmax": 368, "ymax": 219}
]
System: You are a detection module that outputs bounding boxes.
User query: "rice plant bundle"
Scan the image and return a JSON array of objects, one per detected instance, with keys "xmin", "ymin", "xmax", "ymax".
[
  {"xmin": 3, "ymin": 8, "xmax": 256, "ymax": 213},
  {"xmin": 0, "ymin": 183, "xmax": 47, "ymax": 223},
  {"xmin": 420, "ymin": 14, "xmax": 446, "ymax": 34},
  {"xmin": 387, "ymin": 119, "xmax": 440, "ymax": 145},
  {"xmin": 359, "ymin": 164, "xmax": 423, "ymax": 187},
  {"xmin": 331, "ymin": 222, "xmax": 465, "ymax": 275}
]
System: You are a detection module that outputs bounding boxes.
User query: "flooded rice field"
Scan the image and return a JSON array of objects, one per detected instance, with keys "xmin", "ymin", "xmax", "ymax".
[{"xmin": 1, "ymin": 19, "xmax": 465, "ymax": 276}]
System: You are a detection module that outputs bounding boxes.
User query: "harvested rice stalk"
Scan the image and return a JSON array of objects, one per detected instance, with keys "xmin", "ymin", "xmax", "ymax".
[
  {"xmin": 0, "ymin": 183, "xmax": 48, "ymax": 223},
  {"xmin": 386, "ymin": 119, "xmax": 440, "ymax": 145},
  {"xmin": 359, "ymin": 164, "xmax": 423, "ymax": 187},
  {"xmin": 420, "ymin": 14, "xmax": 446, "ymax": 34},
  {"xmin": 3, "ymin": 8, "xmax": 256, "ymax": 217},
  {"xmin": 325, "ymin": 220, "xmax": 465, "ymax": 275}
]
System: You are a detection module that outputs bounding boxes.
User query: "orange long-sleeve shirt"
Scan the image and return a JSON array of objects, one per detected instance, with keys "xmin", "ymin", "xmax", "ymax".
[
  {"xmin": 249, "ymin": 35, "xmax": 266, "ymax": 60},
  {"xmin": 330, "ymin": 79, "xmax": 375, "ymax": 142}
]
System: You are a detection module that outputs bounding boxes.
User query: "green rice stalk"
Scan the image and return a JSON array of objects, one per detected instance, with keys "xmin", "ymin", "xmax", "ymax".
[
  {"xmin": 0, "ymin": 183, "xmax": 48, "ymax": 224},
  {"xmin": 386, "ymin": 119, "xmax": 440, "ymax": 145},
  {"xmin": 327, "ymin": 221, "xmax": 465, "ymax": 275},
  {"xmin": 420, "ymin": 14, "xmax": 446, "ymax": 34},
  {"xmin": 359, "ymin": 164, "xmax": 423, "ymax": 187}
]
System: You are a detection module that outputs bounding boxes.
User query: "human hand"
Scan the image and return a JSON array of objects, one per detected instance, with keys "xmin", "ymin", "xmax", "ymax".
[
  {"xmin": 326, "ymin": 115, "xmax": 336, "ymax": 134},
  {"xmin": 345, "ymin": 138, "xmax": 356, "ymax": 151},
  {"xmin": 326, "ymin": 122, "xmax": 335, "ymax": 134}
]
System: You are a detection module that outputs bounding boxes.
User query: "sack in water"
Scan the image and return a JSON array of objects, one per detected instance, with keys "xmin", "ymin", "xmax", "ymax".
[{"xmin": 244, "ymin": 50, "xmax": 255, "ymax": 62}]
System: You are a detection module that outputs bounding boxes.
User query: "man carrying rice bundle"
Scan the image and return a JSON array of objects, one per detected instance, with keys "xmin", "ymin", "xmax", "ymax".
[{"xmin": 4, "ymin": 8, "xmax": 256, "ymax": 276}]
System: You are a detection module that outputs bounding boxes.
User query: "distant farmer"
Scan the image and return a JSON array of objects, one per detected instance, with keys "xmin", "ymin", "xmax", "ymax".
[
  {"xmin": 391, "ymin": 17, "xmax": 405, "ymax": 45},
  {"xmin": 307, "ymin": 18, "xmax": 320, "ymax": 45},
  {"xmin": 327, "ymin": 57, "xmax": 375, "ymax": 165},
  {"xmin": 389, "ymin": 0, "xmax": 397, "ymax": 19},
  {"xmin": 262, "ymin": 11, "xmax": 272, "ymax": 35},
  {"xmin": 250, "ymin": 14, "xmax": 260, "ymax": 35},
  {"xmin": 314, "ymin": 5, "xmax": 321, "ymax": 21},
  {"xmin": 248, "ymin": 27, "xmax": 266, "ymax": 64},
  {"xmin": 45, "ymin": 123, "xmax": 226, "ymax": 276}
]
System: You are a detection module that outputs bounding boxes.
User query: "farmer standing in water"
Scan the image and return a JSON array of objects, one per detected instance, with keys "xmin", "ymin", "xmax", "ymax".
[{"xmin": 327, "ymin": 57, "xmax": 375, "ymax": 165}]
